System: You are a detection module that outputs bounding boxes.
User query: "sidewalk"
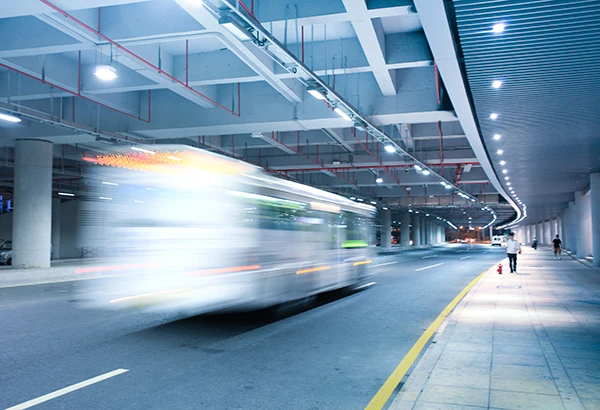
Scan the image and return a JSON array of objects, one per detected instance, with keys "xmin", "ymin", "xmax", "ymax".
[{"xmin": 390, "ymin": 247, "xmax": 600, "ymax": 410}]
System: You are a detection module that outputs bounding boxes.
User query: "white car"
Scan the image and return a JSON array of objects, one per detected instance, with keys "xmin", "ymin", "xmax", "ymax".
[{"xmin": 491, "ymin": 236, "xmax": 506, "ymax": 247}]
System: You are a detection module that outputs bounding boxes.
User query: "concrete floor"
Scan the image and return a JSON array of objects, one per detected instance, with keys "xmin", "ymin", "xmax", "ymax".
[{"xmin": 0, "ymin": 244, "xmax": 505, "ymax": 409}]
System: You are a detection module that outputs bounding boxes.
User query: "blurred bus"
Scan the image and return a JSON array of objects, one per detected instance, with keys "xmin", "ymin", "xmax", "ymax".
[{"xmin": 77, "ymin": 145, "xmax": 376, "ymax": 314}]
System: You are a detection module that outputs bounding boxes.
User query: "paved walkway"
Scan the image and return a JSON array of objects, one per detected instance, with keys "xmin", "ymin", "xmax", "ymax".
[{"xmin": 390, "ymin": 247, "xmax": 600, "ymax": 410}]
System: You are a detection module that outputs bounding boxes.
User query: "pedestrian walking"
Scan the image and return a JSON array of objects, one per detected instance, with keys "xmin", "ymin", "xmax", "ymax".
[
  {"xmin": 553, "ymin": 234, "xmax": 562, "ymax": 259},
  {"xmin": 506, "ymin": 232, "xmax": 521, "ymax": 273}
]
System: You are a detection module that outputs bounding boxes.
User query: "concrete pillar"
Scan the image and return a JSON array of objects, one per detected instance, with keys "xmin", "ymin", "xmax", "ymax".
[
  {"xmin": 559, "ymin": 213, "xmax": 567, "ymax": 251},
  {"xmin": 557, "ymin": 216, "xmax": 563, "ymax": 244},
  {"xmin": 575, "ymin": 191, "xmax": 589, "ymax": 258},
  {"xmin": 568, "ymin": 201, "xmax": 577, "ymax": 254},
  {"xmin": 412, "ymin": 215, "xmax": 421, "ymax": 246},
  {"xmin": 51, "ymin": 198, "xmax": 61, "ymax": 260},
  {"xmin": 400, "ymin": 213, "xmax": 411, "ymax": 246},
  {"xmin": 13, "ymin": 139, "xmax": 53, "ymax": 268},
  {"xmin": 381, "ymin": 209, "xmax": 392, "ymax": 249},
  {"xmin": 419, "ymin": 216, "xmax": 426, "ymax": 245},
  {"xmin": 590, "ymin": 173, "xmax": 600, "ymax": 266},
  {"xmin": 535, "ymin": 223, "xmax": 542, "ymax": 245}
]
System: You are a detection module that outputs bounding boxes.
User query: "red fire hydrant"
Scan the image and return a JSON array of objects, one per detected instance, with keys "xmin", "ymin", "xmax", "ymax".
[{"xmin": 497, "ymin": 263, "xmax": 503, "ymax": 275}]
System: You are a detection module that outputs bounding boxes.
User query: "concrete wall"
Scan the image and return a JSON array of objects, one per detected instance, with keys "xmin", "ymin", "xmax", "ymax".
[{"xmin": 0, "ymin": 212, "xmax": 13, "ymax": 241}]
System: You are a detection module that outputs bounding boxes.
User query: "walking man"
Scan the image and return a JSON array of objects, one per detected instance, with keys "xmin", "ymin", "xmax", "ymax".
[
  {"xmin": 553, "ymin": 234, "xmax": 562, "ymax": 259},
  {"xmin": 506, "ymin": 232, "xmax": 521, "ymax": 273}
]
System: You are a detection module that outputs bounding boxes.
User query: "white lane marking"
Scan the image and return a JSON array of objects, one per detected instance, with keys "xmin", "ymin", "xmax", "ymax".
[
  {"xmin": 354, "ymin": 281, "xmax": 377, "ymax": 290},
  {"xmin": 372, "ymin": 262, "xmax": 398, "ymax": 267},
  {"xmin": 422, "ymin": 255, "xmax": 437, "ymax": 259},
  {"xmin": 415, "ymin": 263, "xmax": 444, "ymax": 272},
  {"xmin": 460, "ymin": 256, "xmax": 472, "ymax": 260},
  {"xmin": 6, "ymin": 369, "xmax": 129, "ymax": 410}
]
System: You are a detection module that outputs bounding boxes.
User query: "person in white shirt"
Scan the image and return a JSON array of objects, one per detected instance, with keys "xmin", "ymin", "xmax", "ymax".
[{"xmin": 505, "ymin": 232, "xmax": 521, "ymax": 273}]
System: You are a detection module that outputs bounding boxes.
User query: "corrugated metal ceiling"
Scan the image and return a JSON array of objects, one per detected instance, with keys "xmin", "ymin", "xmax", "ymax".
[{"xmin": 452, "ymin": 0, "xmax": 600, "ymax": 223}]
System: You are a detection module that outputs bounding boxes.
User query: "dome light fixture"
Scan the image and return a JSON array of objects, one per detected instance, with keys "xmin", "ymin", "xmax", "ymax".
[{"xmin": 94, "ymin": 65, "xmax": 118, "ymax": 81}]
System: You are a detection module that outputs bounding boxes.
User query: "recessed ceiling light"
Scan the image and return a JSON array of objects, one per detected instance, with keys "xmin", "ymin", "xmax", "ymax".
[
  {"xmin": 504, "ymin": 176, "xmax": 510, "ymax": 180},
  {"xmin": 0, "ymin": 112, "xmax": 22, "ymax": 123},
  {"xmin": 502, "ymin": 169, "xmax": 508, "ymax": 174},
  {"xmin": 375, "ymin": 177, "xmax": 383, "ymax": 184},
  {"xmin": 349, "ymin": 196, "xmax": 356, "ymax": 200},
  {"xmin": 384, "ymin": 145, "xmax": 396, "ymax": 153},
  {"xmin": 422, "ymin": 170, "xmax": 431, "ymax": 175},
  {"xmin": 493, "ymin": 134, "xmax": 501, "ymax": 140},
  {"xmin": 94, "ymin": 65, "xmax": 118, "ymax": 81},
  {"xmin": 507, "ymin": 182, "xmax": 511, "ymax": 186},
  {"xmin": 371, "ymin": 201, "xmax": 377, "ymax": 205},
  {"xmin": 492, "ymin": 80, "xmax": 503, "ymax": 88},
  {"xmin": 490, "ymin": 113, "xmax": 499, "ymax": 120},
  {"xmin": 500, "ymin": 160, "xmax": 506, "ymax": 165},
  {"xmin": 497, "ymin": 149, "xmax": 504, "ymax": 155},
  {"xmin": 492, "ymin": 23, "xmax": 506, "ymax": 33}
]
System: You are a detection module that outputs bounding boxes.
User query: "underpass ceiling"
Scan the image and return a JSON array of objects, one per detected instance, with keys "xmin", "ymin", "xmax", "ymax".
[
  {"xmin": 0, "ymin": 0, "xmax": 518, "ymax": 229},
  {"xmin": 451, "ymin": 0, "xmax": 600, "ymax": 225}
]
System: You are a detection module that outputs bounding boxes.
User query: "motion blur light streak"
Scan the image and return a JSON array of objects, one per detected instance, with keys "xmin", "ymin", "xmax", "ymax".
[
  {"xmin": 296, "ymin": 266, "xmax": 331, "ymax": 275},
  {"xmin": 353, "ymin": 260, "xmax": 372, "ymax": 266},
  {"xmin": 188, "ymin": 265, "xmax": 262, "ymax": 277},
  {"xmin": 109, "ymin": 288, "xmax": 193, "ymax": 304},
  {"xmin": 75, "ymin": 263, "xmax": 154, "ymax": 274}
]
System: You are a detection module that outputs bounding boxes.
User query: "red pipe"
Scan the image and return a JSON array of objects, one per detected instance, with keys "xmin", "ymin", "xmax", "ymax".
[
  {"xmin": 0, "ymin": 63, "xmax": 150, "ymax": 122},
  {"xmin": 301, "ymin": 26, "xmax": 304, "ymax": 63},
  {"xmin": 434, "ymin": 60, "xmax": 440, "ymax": 104},
  {"xmin": 39, "ymin": 0, "xmax": 240, "ymax": 117},
  {"xmin": 239, "ymin": 1, "xmax": 254, "ymax": 18},
  {"xmin": 237, "ymin": 82, "xmax": 241, "ymax": 116},
  {"xmin": 97, "ymin": 7, "xmax": 101, "ymax": 32},
  {"xmin": 438, "ymin": 121, "xmax": 444, "ymax": 173},
  {"xmin": 454, "ymin": 164, "xmax": 463, "ymax": 185},
  {"xmin": 273, "ymin": 162, "xmax": 479, "ymax": 173},
  {"xmin": 186, "ymin": 39, "xmax": 189, "ymax": 86},
  {"xmin": 351, "ymin": 128, "xmax": 398, "ymax": 185}
]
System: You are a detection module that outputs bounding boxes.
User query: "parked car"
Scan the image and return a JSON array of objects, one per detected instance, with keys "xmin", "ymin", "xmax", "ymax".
[{"xmin": 0, "ymin": 240, "xmax": 12, "ymax": 265}]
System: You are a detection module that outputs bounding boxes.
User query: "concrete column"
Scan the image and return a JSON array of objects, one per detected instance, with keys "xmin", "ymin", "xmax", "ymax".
[
  {"xmin": 381, "ymin": 209, "xmax": 392, "ymax": 249},
  {"xmin": 540, "ymin": 222, "xmax": 547, "ymax": 245},
  {"xmin": 51, "ymin": 198, "xmax": 61, "ymax": 260},
  {"xmin": 412, "ymin": 215, "xmax": 421, "ymax": 246},
  {"xmin": 559, "ymin": 213, "xmax": 567, "ymax": 251},
  {"xmin": 568, "ymin": 201, "xmax": 578, "ymax": 254},
  {"xmin": 557, "ymin": 216, "xmax": 563, "ymax": 244},
  {"xmin": 13, "ymin": 139, "xmax": 53, "ymax": 268},
  {"xmin": 400, "ymin": 213, "xmax": 411, "ymax": 246},
  {"xmin": 419, "ymin": 216, "xmax": 426, "ymax": 245},
  {"xmin": 590, "ymin": 173, "xmax": 600, "ymax": 266},
  {"xmin": 535, "ymin": 223, "xmax": 542, "ymax": 245},
  {"xmin": 575, "ymin": 191, "xmax": 588, "ymax": 258}
]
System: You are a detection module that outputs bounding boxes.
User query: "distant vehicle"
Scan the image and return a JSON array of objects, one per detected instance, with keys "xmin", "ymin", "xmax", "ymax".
[
  {"xmin": 491, "ymin": 236, "xmax": 506, "ymax": 246},
  {"xmin": 0, "ymin": 240, "xmax": 12, "ymax": 265}
]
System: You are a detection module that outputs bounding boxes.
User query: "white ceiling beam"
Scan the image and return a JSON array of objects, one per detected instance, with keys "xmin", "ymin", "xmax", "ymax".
[
  {"xmin": 342, "ymin": 0, "xmax": 400, "ymax": 96},
  {"xmin": 174, "ymin": 0, "xmax": 303, "ymax": 104}
]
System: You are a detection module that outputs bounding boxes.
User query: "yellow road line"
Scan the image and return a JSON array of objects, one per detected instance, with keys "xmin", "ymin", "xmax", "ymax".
[
  {"xmin": 296, "ymin": 266, "xmax": 331, "ymax": 275},
  {"xmin": 365, "ymin": 270, "xmax": 487, "ymax": 410},
  {"xmin": 353, "ymin": 260, "xmax": 373, "ymax": 266}
]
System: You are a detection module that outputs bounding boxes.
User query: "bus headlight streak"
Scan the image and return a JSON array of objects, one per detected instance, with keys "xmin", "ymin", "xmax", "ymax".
[{"xmin": 310, "ymin": 202, "xmax": 341, "ymax": 213}]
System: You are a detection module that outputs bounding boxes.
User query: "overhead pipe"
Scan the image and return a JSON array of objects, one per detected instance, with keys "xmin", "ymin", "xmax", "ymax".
[
  {"xmin": 272, "ymin": 162, "xmax": 479, "ymax": 173},
  {"xmin": 351, "ymin": 128, "xmax": 398, "ymax": 185},
  {"xmin": 0, "ymin": 62, "xmax": 151, "ymax": 123},
  {"xmin": 39, "ymin": 0, "xmax": 241, "ymax": 117}
]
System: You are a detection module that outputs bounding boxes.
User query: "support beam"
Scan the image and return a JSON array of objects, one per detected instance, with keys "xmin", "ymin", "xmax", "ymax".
[{"xmin": 342, "ymin": 0, "xmax": 398, "ymax": 96}]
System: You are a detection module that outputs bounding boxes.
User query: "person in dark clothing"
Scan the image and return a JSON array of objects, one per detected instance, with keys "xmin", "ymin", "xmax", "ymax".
[{"xmin": 553, "ymin": 235, "xmax": 562, "ymax": 259}]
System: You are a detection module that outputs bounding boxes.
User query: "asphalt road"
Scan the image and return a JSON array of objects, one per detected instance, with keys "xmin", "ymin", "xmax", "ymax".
[{"xmin": 0, "ymin": 244, "xmax": 505, "ymax": 410}]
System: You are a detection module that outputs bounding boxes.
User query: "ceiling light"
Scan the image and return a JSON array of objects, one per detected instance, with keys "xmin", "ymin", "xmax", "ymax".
[
  {"xmin": 502, "ymin": 169, "xmax": 508, "ymax": 174},
  {"xmin": 219, "ymin": 15, "xmax": 253, "ymax": 41},
  {"xmin": 422, "ymin": 170, "xmax": 431, "ymax": 175},
  {"xmin": 376, "ymin": 177, "xmax": 383, "ymax": 184},
  {"xmin": 0, "ymin": 112, "xmax": 22, "ymax": 123},
  {"xmin": 492, "ymin": 80, "xmax": 503, "ymax": 88},
  {"xmin": 497, "ymin": 149, "xmax": 504, "ymax": 155},
  {"xmin": 102, "ymin": 181, "xmax": 118, "ymax": 186},
  {"xmin": 94, "ymin": 65, "xmax": 118, "ymax": 81},
  {"xmin": 490, "ymin": 113, "xmax": 498, "ymax": 120},
  {"xmin": 334, "ymin": 107, "xmax": 352, "ymax": 121},
  {"xmin": 492, "ymin": 23, "xmax": 506, "ymax": 33},
  {"xmin": 504, "ymin": 176, "xmax": 509, "ymax": 180},
  {"xmin": 371, "ymin": 201, "xmax": 377, "ymax": 205},
  {"xmin": 493, "ymin": 134, "xmax": 501, "ymax": 140},
  {"xmin": 507, "ymin": 182, "xmax": 511, "ymax": 186},
  {"xmin": 414, "ymin": 165, "xmax": 422, "ymax": 171},
  {"xmin": 382, "ymin": 207, "xmax": 388, "ymax": 210},
  {"xmin": 440, "ymin": 182, "xmax": 447, "ymax": 187},
  {"xmin": 99, "ymin": 196, "xmax": 113, "ymax": 200},
  {"xmin": 500, "ymin": 160, "xmax": 506, "ymax": 166},
  {"xmin": 307, "ymin": 86, "xmax": 326, "ymax": 100},
  {"xmin": 357, "ymin": 198, "xmax": 364, "ymax": 202},
  {"xmin": 58, "ymin": 192, "xmax": 75, "ymax": 197},
  {"xmin": 131, "ymin": 146, "xmax": 156, "ymax": 155},
  {"xmin": 384, "ymin": 145, "xmax": 396, "ymax": 153},
  {"xmin": 349, "ymin": 196, "xmax": 356, "ymax": 200}
]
